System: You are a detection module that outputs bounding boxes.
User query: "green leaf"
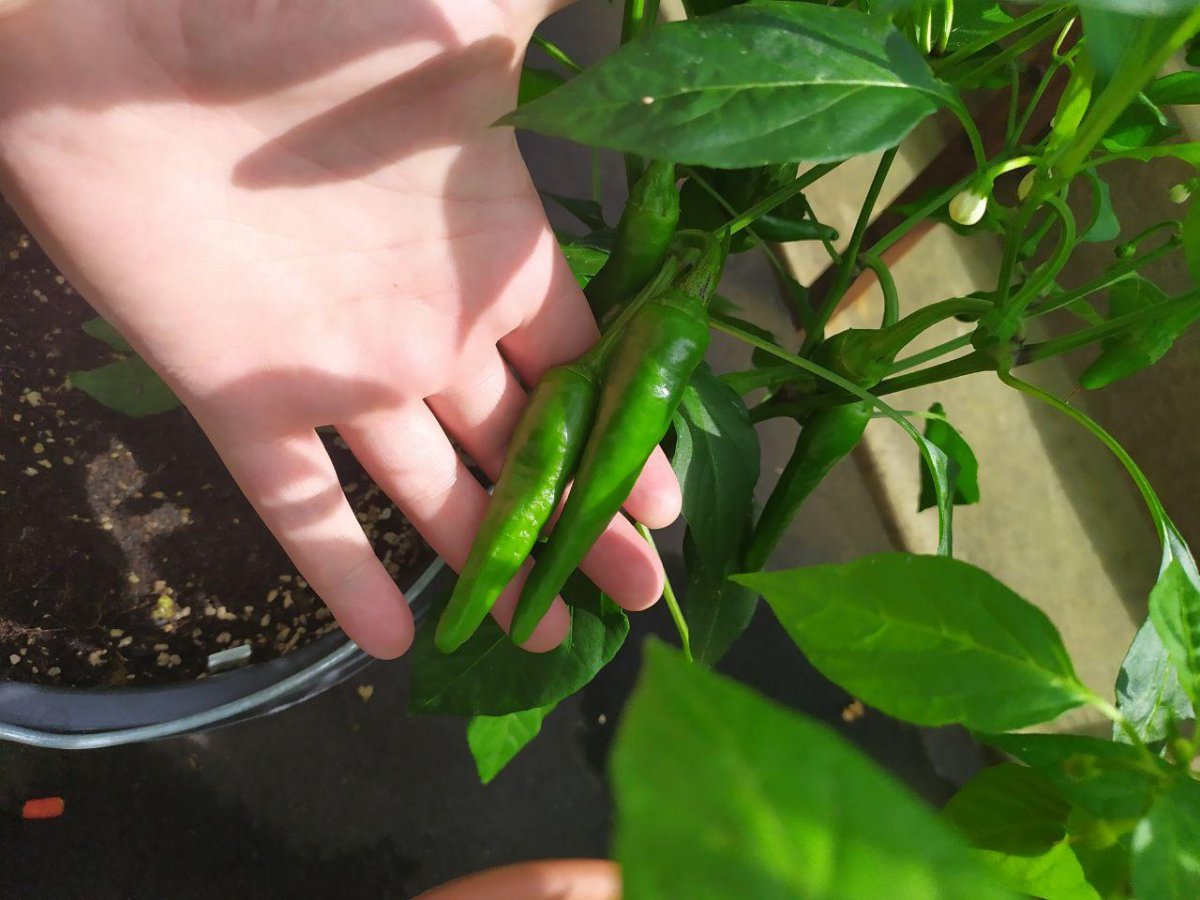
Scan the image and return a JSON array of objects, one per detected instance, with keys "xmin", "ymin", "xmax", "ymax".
[
  {"xmin": 1076, "ymin": 0, "xmax": 1200, "ymax": 15},
  {"xmin": 945, "ymin": 763, "xmax": 1070, "ymax": 854},
  {"xmin": 1146, "ymin": 71, "xmax": 1200, "ymax": 106},
  {"xmin": 557, "ymin": 236, "xmax": 610, "ymax": 288},
  {"xmin": 81, "ymin": 316, "xmax": 132, "ymax": 352},
  {"xmin": 942, "ymin": 0, "xmax": 1014, "ymax": 54},
  {"xmin": 466, "ymin": 704, "xmax": 554, "ymax": 784},
  {"xmin": 1149, "ymin": 559, "xmax": 1200, "ymax": 707},
  {"xmin": 1114, "ymin": 617, "xmax": 1195, "ymax": 746},
  {"xmin": 672, "ymin": 363, "xmax": 761, "ymax": 664},
  {"xmin": 1131, "ymin": 777, "xmax": 1200, "ymax": 900},
  {"xmin": 1105, "ymin": 142, "xmax": 1200, "ymax": 166},
  {"xmin": 1082, "ymin": 5, "xmax": 1196, "ymax": 88},
  {"xmin": 737, "ymin": 553, "xmax": 1090, "ymax": 731},
  {"xmin": 518, "ymin": 66, "xmax": 565, "ymax": 107},
  {"xmin": 1101, "ymin": 94, "xmax": 1180, "ymax": 152},
  {"xmin": 973, "ymin": 842, "xmax": 1100, "ymax": 900},
  {"xmin": 1080, "ymin": 171, "xmax": 1121, "ymax": 244},
  {"xmin": 613, "ymin": 642, "xmax": 1015, "ymax": 900},
  {"xmin": 502, "ymin": 2, "xmax": 950, "ymax": 168},
  {"xmin": 1079, "ymin": 277, "xmax": 1200, "ymax": 389},
  {"xmin": 918, "ymin": 403, "xmax": 979, "ymax": 512},
  {"xmin": 408, "ymin": 573, "xmax": 628, "ymax": 716},
  {"xmin": 984, "ymin": 732, "xmax": 1167, "ymax": 821},
  {"xmin": 1185, "ymin": 199, "xmax": 1200, "ymax": 289},
  {"xmin": 68, "ymin": 356, "xmax": 181, "ymax": 418}
]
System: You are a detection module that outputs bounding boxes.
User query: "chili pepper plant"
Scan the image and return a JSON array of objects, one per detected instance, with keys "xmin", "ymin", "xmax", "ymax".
[{"xmin": 410, "ymin": 1, "xmax": 1200, "ymax": 896}]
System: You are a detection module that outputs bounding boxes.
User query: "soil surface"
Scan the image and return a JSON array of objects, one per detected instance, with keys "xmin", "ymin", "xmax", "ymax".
[{"xmin": 0, "ymin": 200, "xmax": 432, "ymax": 688}]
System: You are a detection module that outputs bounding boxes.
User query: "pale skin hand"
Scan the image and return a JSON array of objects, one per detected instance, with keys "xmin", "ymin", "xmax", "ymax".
[{"xmin": 0, "ymin": 0, "xmax": 680, "ymax": 658}]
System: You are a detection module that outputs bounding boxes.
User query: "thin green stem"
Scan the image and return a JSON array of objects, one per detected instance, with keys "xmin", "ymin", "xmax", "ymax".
[
  {"xmin": 947, "ymin": 15, "xmax": 1070, "ymax": 90},
  {"xmin": 888, "ymin": 332, "xmax": 975, "ymax": 373},
  {"xmin": 859, "ymin": 254, "xmax": 899, "ymax": 327},
  {"xmin": 803, "ymin": 148, "xmax": 898, "ymax": 352},
  {"xmin": 873, "ymin": 350, "xmax": 994, "ymax": 396},
  {"xmin": 530, "ymin": 34, "xmax": 584, "ymax": 74},
  {"xmin": 726, "ymin": 162, "xmax": 842, "ymax": 235},
  {"xmin": 1020, "ymin": 291, "xmax": 1200, "ymax": 365},
  {"xmin": 933, "ymin": 1, "xmax": 1065, "ymax": 74},
  {"xmin": 867, "ymin": 170, "xmax": 974, "ymax": 259},
  {"xmin": 1009, "ymin": 56, "xmax": 1066, "ymax": 149},
  {"xmin": 637, "ymin": 523, "xmax": 691, "ymax": 663},
  {"xmin": 1029, "ymin": 237, "xmax": 1181, "ymax": 318},
  {"xmin": 1051, "ymin": 7, "xmax": 1200, "ymax": 182}
]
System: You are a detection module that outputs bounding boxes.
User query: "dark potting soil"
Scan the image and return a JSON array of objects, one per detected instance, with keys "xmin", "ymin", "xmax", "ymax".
[{"xmin": 0, "ymin": 199, "xmax": 433, "ymax": 688}]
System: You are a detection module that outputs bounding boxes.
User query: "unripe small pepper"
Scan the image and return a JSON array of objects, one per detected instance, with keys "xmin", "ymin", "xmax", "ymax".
[
  {"xmin": 510, "ymin": 236, "xmax": 727, "ymax": 645},
  {"xmin": 585, "ymin": 159, "xmax": 680, "ymax": 326},
  {"xmin": 435, "ymin": 359, "xmax": 601, "ymax": 652}
]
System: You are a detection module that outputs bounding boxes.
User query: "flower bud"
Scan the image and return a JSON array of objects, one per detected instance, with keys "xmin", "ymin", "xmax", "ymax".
[
  {"xmin": 949, "ymin": 189, "xmax": 988, "ymax": 227},
  {"xmin": 1017, "ymin": 171, "xmax": 1037, "ymax": 202},
  {"xmin": 1169, "ymin": 182, "xmax": 1193, "ymax": 204}
]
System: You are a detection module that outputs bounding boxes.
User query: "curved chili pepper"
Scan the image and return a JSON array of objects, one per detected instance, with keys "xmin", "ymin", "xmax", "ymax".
[
  {"xmin": 510, "ymin": 237, "xmax": 727, "ymax": 646},
  {"xmin": 742, "ymin": 402, "xmax": 872, "ymax": 571},
  {"xmin": 434, "ymin": 358, "xmax": 601, "ymax": 653},
  {"xmin": 585, "ymin": 160, "xmax": 680, "ymax": 326}
]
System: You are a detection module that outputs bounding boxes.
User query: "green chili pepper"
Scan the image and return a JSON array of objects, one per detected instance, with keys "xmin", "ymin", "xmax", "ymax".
[
  {"xmin": 434, "ymin": 358, "xmax": 600, "ymax": 653},
  {"xmin": 742, "ymin": 402, "xmax": 872, "ymax": 571},
  {"xmin": 585, "ymin": 160, "xmax": 680, "ymax": 326},
  {"xmin": 510, "ymin": 237, "xmax": 727, "ymax": 646}
]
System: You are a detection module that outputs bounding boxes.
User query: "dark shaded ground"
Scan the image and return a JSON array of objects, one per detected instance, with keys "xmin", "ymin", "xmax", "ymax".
[{"xmin": 1, "ymin": 573, "xmax": 980, "ymax": 899}]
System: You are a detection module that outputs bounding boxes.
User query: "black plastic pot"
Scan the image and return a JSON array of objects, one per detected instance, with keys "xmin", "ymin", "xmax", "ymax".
[{"xmin": 0, "ymin": 559, "xmax": 453, "ymax": 750}]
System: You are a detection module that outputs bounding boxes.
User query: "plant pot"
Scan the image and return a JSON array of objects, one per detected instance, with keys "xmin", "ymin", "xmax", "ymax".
[
  {"xmin": 415, "ymin": 860, "xmax": 620, "ymax": 900},
  {"xmin": 0, "ymin": 559, "xmax": 453, "ymax": 750}
]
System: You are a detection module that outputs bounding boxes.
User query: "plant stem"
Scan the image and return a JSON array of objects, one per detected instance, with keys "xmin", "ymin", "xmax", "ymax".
[
  {"xmin": 1019, "ymin": 291, "xmax": 1200, "ymax": 365},
  {"xmin": 636, "ymin": 523, "xmax": 691, "ymax": 663},
  {"xmin": 1029, "ymin": 236, "xmax": 1181, "ymax": 318},
  {"xmin": 933, "ymin": 2, "xmax": 1066, "ymax": 74},
  {"xmin": 1050, "ymin": 7, "xmax": 1200, "ymax": 183},
  {"xmin": 726, "ymin": 162, "xmax": 842, "ymax": 235},
  {"xmin": 888, "ymin": 332, "xmax": 975, "ymax": 373},
  {"xmin": 530, "ymin": 34, "xmax": 584, "ymax": 74},
  {"xmin": 947, "ymin": 15, "xmax": 1071, "ymax": 90},
  {"xmin": 803, "ymin": 148, "xmax": 898, "ymax": 353},
  {"xmin": 858, "ymin": 255, "xmax": 899, "ymax": 327}
]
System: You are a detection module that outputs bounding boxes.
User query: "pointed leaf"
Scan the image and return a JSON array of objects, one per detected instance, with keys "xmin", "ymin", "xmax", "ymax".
[
  {"xmin": 409, "ymin": 574, "xmax": 627, "ymax": 716},
  {"xmin": 737, "ymin": 554, "xmax": 1089, "ymax": 731},
  {"xmin": 918, "ymin": 403, "xmax": 979, "ymax": 512},
  {"xmin": 944, "ymin": 763, "xmax": 1070, "ymax": 854},
  {"xmin": 1149, "ymin": 559, "xmax": 1200, "ymax": 706},
  {"xmin": 1115, "ymin": 617, "xmax": 1195, "ymax": 745},
  {"xmin": 502, "ymin": 3, "xmax": 950, "ymax": 168},
  {"xmin": 466, "ymin": 704, "xmax": 554, "ymax": 784},
  {"xmin": 81, "ymin": 316, "xmax": 132, "ymax": 352},
  {"xmin": 672, "ymin": 363, "xmax": 761, "ymax": 663},
  {"xmin": 69, "ymin": 356, "xmax": 181, "ymax": 418},
  {"xmin": 613, "ymin": 642, "xmax": 1014, "ymax": 900}
]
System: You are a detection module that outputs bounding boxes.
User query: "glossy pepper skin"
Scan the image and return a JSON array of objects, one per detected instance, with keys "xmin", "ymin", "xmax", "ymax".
[
  {"xmin": 510, "ymin": 288, "xmax": 711, "ymax": 645},
  {"xmin": 434, "ymin": 360, "xmax": 599, "ymax": 653},
  {"xmin": 585, "ymin": 160, "xmax": 680, "ymax": 326},
  {"xmin": 742, "ymin": 402, "xmax": 872, "ymax": 571}
]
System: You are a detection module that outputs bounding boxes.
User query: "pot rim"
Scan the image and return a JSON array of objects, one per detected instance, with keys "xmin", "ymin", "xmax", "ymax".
[{"xmin": 0, "ymin": 557, "xmax": 448, "ymax": 750}]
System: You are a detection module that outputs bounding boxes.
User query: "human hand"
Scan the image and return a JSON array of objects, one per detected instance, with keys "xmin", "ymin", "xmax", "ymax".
[{"xmin": 0, "ymin": 0, "xmax": 678, "ymax": 658}]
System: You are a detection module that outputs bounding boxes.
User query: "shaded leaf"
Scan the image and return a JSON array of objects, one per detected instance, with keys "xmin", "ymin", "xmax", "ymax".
[
  {"xmin": 518, "ymin": 66, "xmax": 565, "ymax": 107},
  {"xmin": 81, "ymin": 316, "xmax": 132, "ymax": 352},
  {"xmin": 672, "ymin": 363, "xmax": 761, "ymax": 664},
  {"xmin": 1185, "ymin": 199, "xmax": 1200, "ymax": 289},
  {"xmin": 502, "ymin": 2, "xmax": 950, "ymax": 168},
  {"xmin": 1146, "ymin": 71, "xmax": 1200, "ymax": 106},
  {"xmin": 544, "ymin": 192, "xmax": 608, "ymax": 232},
  {"xmin": 1131, "ymin": 777, "xmax": 1200, "ymax": 900},
  {"xmin": 1080, "ymin": 171, "xmax": 1121, "ymax": 244},
  {"xmin": 68, "ymin": 356, "xmax": 181, "ymax": 418},
  {"xmin": 613, "ymin": 642, "xmax": 1014, "ymax": 900},
  {"xmin": 984, "ymin": 732, "xmax": 1167, "ymax": 821},
  {"xmin": 409, "ymin": 573, "xmax": 628, "ymax": 716},
  {"xmin": 1079, "ymin": 277, "xmax": 1200, "ymax": 390},
  {"xmin": 737, "ymin": 554, "xmax": 1089, "ymax": 731},
  {"xmin": 1149, "ymin": 559, "xmax": 1200, "ymax": 706},
  {"xmin": 1114, "ymin": 617, "xmax": 1195, "ymax": 746},
  {"xmin": 944, "ymin": 763, "xmax": 1070, "ymax": 854},
  {"xmin": 557, "ymin": 236, "xmax": 610, "ymax": 288},
  {"xmin": 1101, "ymin": 94, "xmax": 1179, "ymax": 152},
  {"xmin": 466, "ymin": 704, "xmax": 554, "ymax": 784},
  {"xmin": 918, "ymin": 402, "xmax": 979, "ymax": 512}
]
